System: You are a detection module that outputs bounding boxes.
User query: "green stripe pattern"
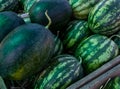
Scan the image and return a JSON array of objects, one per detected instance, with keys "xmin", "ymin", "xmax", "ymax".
[
  {"xmin": 113, "ymin": 31, "xmax": 120, "ymax": 49},
  {"xmin": 53, "ymin": 35, "xmax": 63, "ymax": 57},
  {"xmin": 74, "ymin": 34, "xmax": 119, "ymax": 74},
  {"xmin": 69, "ymin": 0, "xmax": 100, "ymax": 19},
  {"xmin": 88, "ymin": 0, "xmax": 120, "ymax": 35},
  {"xmin": 23, "ymin": 0, "xmax": 37, "ymax": 12},
  {"xmin": 62, "ymin": 20, "xmax": 91, "ymax": 53},
  {"xmin": 103, "ymin": 77, "xmax": 120, "ymax": 89},
  {"xmin": 34, "ymin": 54, "xmax": 84, "ymax": 89},
  {"xmin": 0, "ymin": 0, "xmax": 18, "ymax": 11}
]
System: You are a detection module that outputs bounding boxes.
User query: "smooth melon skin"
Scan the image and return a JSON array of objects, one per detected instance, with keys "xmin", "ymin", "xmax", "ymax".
[
  {"xmin": 0, "ymin": 11, "xmax": 25, "ymax": 42},
  {"xmin": 0, "ymin": 23, "xmax": 55, "ymax": 80},
  {"xmin": 29, "ymin": 0, "xmax": 72, "ymax": 34}
]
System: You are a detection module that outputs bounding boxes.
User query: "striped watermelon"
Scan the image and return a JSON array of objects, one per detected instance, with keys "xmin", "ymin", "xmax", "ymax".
[
  {"xmin": 22, "ymin": 0, "xmax": 37, "ymax": 12},
  {"xmin": 113, "ymin": 31, "xmax": 120, "ymax": 49},
  {"xmin": 103, "ymin": 76, "xmax": 120, "ymax": 89},
  {"xmin": 69, "ymin": 0, "xmax": 100, "ymax": 19},
  {"xmin": 0, "ymin": 0, "xmax": 18, "ymax": 11},
  {"xmin": 52, "ymin": 35, "xmax": 63, "ymax": 57},
  {"xmin": 74, "ymin": 34, "xmax": 119, "ymax": 74},
  {"xmin": 62, "ymin": 20, "xmax": 91, "ymax": 53},
  {"xmin": 88, "ymin": 0, "xmax": 120, "ymax": 35},
  {"xmin": 34, "ymin": 54, "xmax": 84, "ymax": 89}
]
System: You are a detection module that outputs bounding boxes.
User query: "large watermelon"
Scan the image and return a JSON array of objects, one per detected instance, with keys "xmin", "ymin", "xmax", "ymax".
[
  {"xmin": 0, "ymin": 23, "xmax": 55, "ymax": 80},
  {"xmin": 29, "ymin": 0, "xmax": 72, "ymax": 34},
  {"xmin": 88, "ymin": 0, "xmax": 120, "ymax": 35},
  {"xmin": 0, "ymin": 11, "xmax": 25, "ymax": 42}
]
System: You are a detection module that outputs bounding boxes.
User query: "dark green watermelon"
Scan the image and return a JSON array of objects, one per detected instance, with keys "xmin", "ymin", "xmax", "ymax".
[
  {"xmin": 0, "ymin": 11, "xmax": 25, "ymax": 42},
  {"xmin": 74, "ymin": 34, "xmax": 119, "ymax": 74},
  {"xmin": 0, "ymin": 23, "xmax": 55, "ymax": 80},
  {"xmin": 88, "ymin": 0, "xmax": 120, "ymax": 35},
  {"xmin": 62, "ymin": 20, "xmax": 91, "ymax": 53},
  {"xmin": 29, "ymin": 0, "xmax": 72, "ymax": 34},
  {"xmin": 34, "ymin": 54, "xmax": 84, "ymax": 89}
]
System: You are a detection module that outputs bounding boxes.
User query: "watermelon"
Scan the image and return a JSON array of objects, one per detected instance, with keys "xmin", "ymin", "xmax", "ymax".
[
  {"xmin": 0, "ymin": 23, "xmax": 55, "ymax": 80},
  {"xmin": 0, "ymin": 11, "xmax": 25, "ymax": 42},
  {"xmin": 34, "ymin": 54, "xmax": 84, "ymax": 89},
  {"xmin": 29, "ymin": 0, "xmax": 72, "ymax": 34},
  {"xmin": 62, "ymin": 20, "xmax": 91, "ymax": 53},
  {"xmin": 20, "ymin": 0, "xmax": 37, "ymax": 12},
  {"xmin": 0, "ymin": 0, "xmax": 18, "ymax": 11},
  {"xmin": 103, "ymin": 76, "xmax": 120, "ymax": 89},
  {"xmin": 74, "ymin": 34, "xmax": 119, "ymax": 74},
  {"xmin": 69, "ymin": 0, "xmax": 100, "ymax": 19},
  {"xmin": 113, "ymin": 31, "xmax": 120, "ymax": 49},
  {"xmin": 88, "ymin": 0, "xmax": 120, "ymax": 35},
  {"xmin": 52, "ymin": 35, "xmax": 63, "ymax": 57}
]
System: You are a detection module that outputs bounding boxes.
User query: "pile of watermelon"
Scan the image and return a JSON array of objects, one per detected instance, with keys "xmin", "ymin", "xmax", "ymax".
[{"xmin": 0, "ymin": 0, "xmax": 120, "ymax": 89}]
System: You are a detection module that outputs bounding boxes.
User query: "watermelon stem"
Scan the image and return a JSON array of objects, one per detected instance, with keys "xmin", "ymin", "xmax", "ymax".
[
  {"xmin": 45, "ymin": 10, "xmax": 52, "ymax": 29},
  {"xmin": 109, "ymin": 35, "xmax": 120, "ymax": 40},
  {"xmin": 0, "ymin": 76, "xmax": 7, "ymax": 89},
  {"xmin": 79, "ymin": 56, "xmax": 82, "ymax": 64},
  {"xmin": 99, "ymin": 78, "xmax": 111, "ymax": 89},
  {"xmin": 18, "ymin": 13, "xmax": 31, "ymax": 23}
]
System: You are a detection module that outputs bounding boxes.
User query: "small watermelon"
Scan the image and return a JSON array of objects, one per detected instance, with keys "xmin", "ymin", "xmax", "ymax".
[
  {"xmin": 74, "ymin": 34, "xmax": 119, "ymax": 74},
  {"xmin": 34, "ymin": 54, "xmax": 84, "ymax": 89},
  {"xmin": 88, "ymin": 0, "xmax": 120, "ymax": 35},
  {"xmin": 69, "ymin": 0, "xmax": 100, "ymax": 19},
  {"xmin": 62, "ymin": 20, "xmax": 91, "ymax": 53}
]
